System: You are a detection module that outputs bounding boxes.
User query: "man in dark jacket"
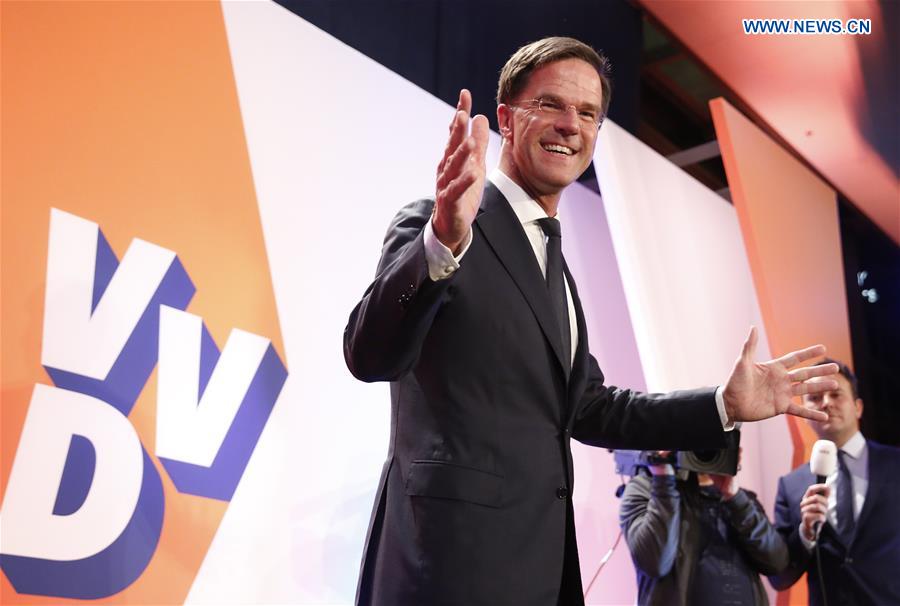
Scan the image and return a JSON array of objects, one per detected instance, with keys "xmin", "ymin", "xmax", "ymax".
[
  {"xmin": 620, "ymin": 447, "xmax": 787, "ymax": 605},
  {"xmin": 768, "ymin": 360, "xmax": 900, "ymax": 605},
  {"xmin": 345, "ymin": 36, "xmax": 837, "ymax": 606}
]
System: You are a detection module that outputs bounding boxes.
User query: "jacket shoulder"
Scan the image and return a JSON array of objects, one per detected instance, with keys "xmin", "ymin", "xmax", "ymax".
[
  {"xmin": 778, "ymin": 463, "xmax": 812, "ymax": 494},
  {"xmin": 868, "ymin": 439, "xmax": 900, "ymax": 460}
]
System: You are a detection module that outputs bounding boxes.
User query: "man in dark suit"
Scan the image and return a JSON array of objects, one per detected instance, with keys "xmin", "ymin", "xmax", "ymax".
[
  {"xmin": 344, "ymin": 37, "xmax": 836, "ymax": 606},
  {"xmin": 769, "ymin": 360, "xmax": 900, "ymax": 605}
]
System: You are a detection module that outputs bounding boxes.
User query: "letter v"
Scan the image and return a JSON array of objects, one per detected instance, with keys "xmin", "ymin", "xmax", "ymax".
[
  {"xmin": 42, "ymin": 209, "xmax": 195, "ymax": 414},
  {"xmin": 155, "ymin": 306, "xmax": 287, "ymax": 501}
]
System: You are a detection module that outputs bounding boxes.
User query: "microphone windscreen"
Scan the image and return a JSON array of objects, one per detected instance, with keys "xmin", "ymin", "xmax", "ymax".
[{"xmin": 810, "ymin": 439, "xmax": 837, "ymax": 478}]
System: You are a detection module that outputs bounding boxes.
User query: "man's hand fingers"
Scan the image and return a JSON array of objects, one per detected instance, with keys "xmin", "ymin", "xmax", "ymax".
[
  {"xmin": 802, "ymin": 502, "xmax": 828, "ymax": 516},
  {"xmin": 803, "ymin": 484, "xmax": 829, "ymax": 499},
  {"xmin": 788, "ymin": 363, "xmax": 839, "ymax": 383},
  {"xmin": 800, "ymin": 495, "xmax": 828, "ymax": 515},
  {"xmin": 792, "ymin": 378, "xmax": 839, "ymax": 397},
  {"xmin": 785, "ymin": 401, "xmax": 828, "ymax": 422},
  {"xmin": 776, "ymin": 344, "xmax": 826, "ymax": 369},
  {"xmin": 438, "ymin": 91, "xmax": 479, "ymax": 176},
  {"xmin": 438, "ymin": 110, "xmax": 469, "ymax": 174},
  {"xmin": 740, "ymin": 326, "xmax": 758, "ymax": 359},
  {"xmin": 471, "ymin": 114, "xmax": 490, "ymax": 157},
  {"xmin": 440, "ymin": 169, "xmax": 479, "ymax": 206},
  {"xmin": 437, "ymin": 137, "xmax": 475, "ymax": 190},
  {"xmin": 457, "ymin": 89, "xmax": 472, "ymax": 116},
  {"xmin": 804, "ymin": 505, "xmax": 827, "ymax": 517}
]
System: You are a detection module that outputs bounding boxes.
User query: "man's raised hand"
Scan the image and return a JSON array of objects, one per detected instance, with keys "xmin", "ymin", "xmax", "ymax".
[
  {"xmin": 722, "ymin": 326, "xmax": 839, "ymax": 423},
  {"xmin": 433, "ymin": 89, "xmax": 490, "ymax": 255}
]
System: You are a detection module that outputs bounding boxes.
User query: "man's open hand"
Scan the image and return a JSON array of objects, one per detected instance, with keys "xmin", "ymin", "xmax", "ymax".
[
  {"xmin": 433, "ymin": 89, "xmax": 489, "ymax": 255},
  {"xmin": 723, "ymin": 327, "xmax": 838, "ymax": 423}
]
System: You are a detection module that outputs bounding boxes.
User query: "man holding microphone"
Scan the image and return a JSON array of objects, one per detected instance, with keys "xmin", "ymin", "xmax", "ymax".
[{"xmin": 769, "ymin": 359, "xmax": 900, "ymax": 605}]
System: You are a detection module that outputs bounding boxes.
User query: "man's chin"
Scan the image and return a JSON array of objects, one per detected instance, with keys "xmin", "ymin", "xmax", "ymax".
[
  {"xmin": 537, "ymin": 170, "xmax": 583, "ymax": 191},
  {"xmin": 812, "ymin": 425, "xmax": 841, "ymax": 442}
]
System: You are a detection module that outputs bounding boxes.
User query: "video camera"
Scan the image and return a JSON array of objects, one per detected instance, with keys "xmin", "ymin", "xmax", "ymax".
[{"xmin": 612, "ymin": 429, "xmax": 741, "ymax": 477}]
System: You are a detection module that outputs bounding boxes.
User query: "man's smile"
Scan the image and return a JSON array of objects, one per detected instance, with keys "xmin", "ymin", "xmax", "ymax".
[{"xmin": 540, "ymin": 142, "xmax": 577, "ymax": 156}]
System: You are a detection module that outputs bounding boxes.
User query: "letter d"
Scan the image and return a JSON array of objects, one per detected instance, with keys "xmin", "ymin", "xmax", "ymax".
[{"xmin": 0, "ymin": 385, "xmax": 164, "ymax": 598}]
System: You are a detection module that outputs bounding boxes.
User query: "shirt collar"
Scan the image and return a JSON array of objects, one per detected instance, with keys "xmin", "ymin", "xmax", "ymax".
[
  {"xmin": 842, "ymin": 431, "xmax": 865, "ymax": 459},
  {"xmin": 489, "ymin": 168, "xmax": 559, "ymax": 226}
]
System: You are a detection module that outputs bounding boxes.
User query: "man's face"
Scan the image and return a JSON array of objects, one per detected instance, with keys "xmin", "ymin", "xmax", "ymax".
[
  {"xmin": 803, "ymin": 373, "xmax": 862, "ymax": 444},
  {"xmin": 498, "ymin": 58, "xmax": 604, "ymax": 199}
]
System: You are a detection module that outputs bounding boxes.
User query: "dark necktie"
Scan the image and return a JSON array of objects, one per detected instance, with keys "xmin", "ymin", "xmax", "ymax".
[
  {"xmin": 835, "ymin": 450, "xmax": 855, "ymax": 545},
  {"xmin": 537, "ymin": 217, "xmax": 571, "ymax": 367}
]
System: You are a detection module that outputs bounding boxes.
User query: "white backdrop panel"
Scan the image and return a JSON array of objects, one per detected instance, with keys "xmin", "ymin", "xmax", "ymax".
[
  {"xmin": 191, "ymin": 2, "xmax": 450, "ymax": 603},
  {"xmin": 594, "ymin": 120, "xmax": 794, "ymax": 603}
]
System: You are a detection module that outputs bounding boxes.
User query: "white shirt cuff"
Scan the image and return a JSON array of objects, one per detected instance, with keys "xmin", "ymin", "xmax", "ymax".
[
  {"xmin": 424, "ymin": 219, "xmax": 472, "ymax": 281},
  {"xmin": 800, "ymin": 523, "xmax": 816, "ymax": 551},
  {"xmin": 715, "ymin": 385, "xmax": 735, "ymax": 431}
]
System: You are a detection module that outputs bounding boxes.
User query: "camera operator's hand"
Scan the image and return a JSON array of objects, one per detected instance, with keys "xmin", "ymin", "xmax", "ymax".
[
  {"xmin": 800, "ymin": 484, "xmax": 830, "ymax": 542},
  {"xmin": 709, "ymin": 446, "xmax": 742, "ymax": 500},
  {"xmin": 709, "ymin": 473, "xmax": 739, "ymax": 500},
  {"xmin": 649, "ymin": 451, "xmax": 675, "ymax": 476}
]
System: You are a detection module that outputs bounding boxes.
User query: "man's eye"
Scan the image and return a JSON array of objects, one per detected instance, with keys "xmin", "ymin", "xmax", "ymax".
[{"xmin": 541, "ymin": 100, "xmax": 563, "ymax": 112}]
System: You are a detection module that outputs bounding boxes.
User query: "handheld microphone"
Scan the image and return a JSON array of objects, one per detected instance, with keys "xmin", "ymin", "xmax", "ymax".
[
  {"xmin": 809, "ymin": 440, "xmax": 837, "ymax": 536},
  {"xmin": 809, "ymin": 439, "xmax": 836, "ymax": 606},
  {"xmin": 810, "ymin": 439, "xmax": 837, "ymax": 484}
]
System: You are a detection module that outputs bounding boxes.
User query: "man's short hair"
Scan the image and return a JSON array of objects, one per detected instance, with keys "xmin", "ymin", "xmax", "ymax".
[
  {"xmin": 822, "ymin": 357, "xmax": 859, "ymax": 399},
  {"xmin": 497, "ymin": 36, "xmax": 612, "ymax": 118}
]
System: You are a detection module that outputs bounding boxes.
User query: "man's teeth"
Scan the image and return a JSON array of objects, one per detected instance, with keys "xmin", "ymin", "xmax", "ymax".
[{"xmin": 542, "ymin": 143, "xmax": 574, "ymax": 155}]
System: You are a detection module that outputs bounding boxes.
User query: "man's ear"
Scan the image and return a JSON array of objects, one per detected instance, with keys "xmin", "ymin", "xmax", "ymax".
[
  {"xmin": 497, "ymin": 104, "xmax": 513, "ymax": 139},
  {"xmin": 855, "ymin": 398, "xmax": 864, "ymax": 420}
]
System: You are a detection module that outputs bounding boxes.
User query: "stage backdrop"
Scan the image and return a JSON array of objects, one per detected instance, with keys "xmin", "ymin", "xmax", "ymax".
[{"xmin": 1, "ymin": 1, "xmax": 852, "ymax": 604}]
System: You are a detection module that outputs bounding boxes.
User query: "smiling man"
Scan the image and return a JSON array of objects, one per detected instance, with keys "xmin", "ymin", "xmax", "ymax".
[
  {"xmin": 769, "ymin": 360, "xmax": 900, "ymax": 605},
  {"xmin": 345, "ymin": 37, "xmax": 837, "ymax": 606}
]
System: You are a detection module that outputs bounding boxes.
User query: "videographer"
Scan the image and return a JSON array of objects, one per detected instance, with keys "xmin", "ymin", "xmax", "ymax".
[{"xmin": 619, "ymin": 441, "xmax": 787, "ymax": 605}]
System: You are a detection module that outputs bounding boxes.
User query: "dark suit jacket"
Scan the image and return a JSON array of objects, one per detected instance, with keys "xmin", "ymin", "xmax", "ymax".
[
  {"xmin": 768, "ymin": 440, "xmax": 900, "ymax": 606},
  {"xmin": 344, "ymin": 184, "xmax": 726, "ymax": 605}
]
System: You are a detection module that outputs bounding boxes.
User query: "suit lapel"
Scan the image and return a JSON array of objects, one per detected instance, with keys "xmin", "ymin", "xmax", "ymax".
[
  {"xmin": 475, "ymin": 184, "xmax": 569, "ymax": 380},
  {"xmin": 852, "ymin": 441, "xmax": 879, "ymax": 540}
]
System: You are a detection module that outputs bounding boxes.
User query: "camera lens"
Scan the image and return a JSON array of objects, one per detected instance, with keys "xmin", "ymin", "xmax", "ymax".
[{"xmin": 692, "ymin": 450, "xmax": 719, "ymax": 463}]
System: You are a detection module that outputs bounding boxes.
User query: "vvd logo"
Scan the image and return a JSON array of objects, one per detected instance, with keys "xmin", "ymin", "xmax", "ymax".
[{"xmin": 0, "ymin": 209, "xmax": 288, "ymax": 599}]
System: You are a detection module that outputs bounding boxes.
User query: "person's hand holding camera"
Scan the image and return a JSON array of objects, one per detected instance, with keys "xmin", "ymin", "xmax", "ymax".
[
  {"xmin": 648, "ymin": 451, "xmax": 675, "ymax": 476},
  {"xmin": 708, "ymin": 446, "xmax": 743, "ymax": 500},
  {"xmin": 708, "ymin": 473, "xmax": 739, "ymax": 500}
]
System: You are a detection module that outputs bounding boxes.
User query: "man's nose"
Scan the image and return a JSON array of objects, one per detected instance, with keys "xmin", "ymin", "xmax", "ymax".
[{"xmin": 554, "ymin": 106, "xmax": 580, "ymax": 135}]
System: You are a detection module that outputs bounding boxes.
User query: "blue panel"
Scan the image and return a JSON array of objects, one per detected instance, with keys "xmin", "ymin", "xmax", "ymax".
[
  {"xmin": 52, "ymin": 435, "xmax": 96, "ymax": 517},
  {"xmin": 198, "ymin": 322, "xmax": 220, "ymax": 402},
  {"xmin": 91, "ymin": 231, "xmax": 118, "ymax": 314}
]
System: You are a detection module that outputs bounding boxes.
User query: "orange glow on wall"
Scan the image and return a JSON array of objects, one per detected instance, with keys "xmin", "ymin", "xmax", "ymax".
[
  {"xmin": 1, "ymin": 2, "xmax": 281, "ymax": 603},
  {"xmin": 712, "ymin": 97, "xmax": 854, "ymax": 606}
]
